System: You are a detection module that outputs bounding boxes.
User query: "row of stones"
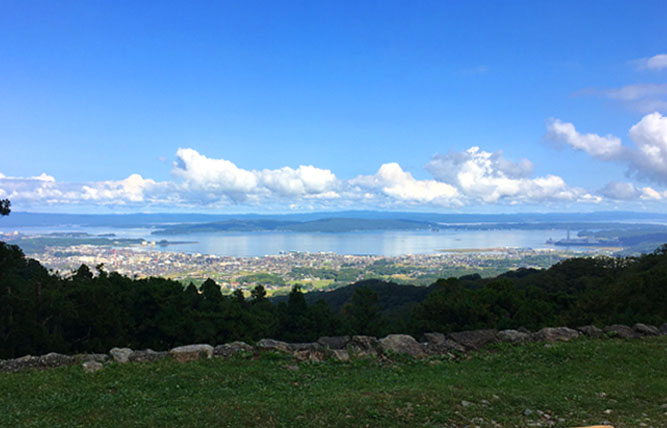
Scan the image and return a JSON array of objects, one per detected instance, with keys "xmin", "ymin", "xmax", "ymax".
[{"xmin": 2, "ymin": 322, "xmax": 665, "ymax": 373}]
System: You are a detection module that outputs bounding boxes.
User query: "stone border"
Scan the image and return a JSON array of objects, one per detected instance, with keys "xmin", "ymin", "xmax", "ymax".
[{"xmin": 1, "ymin": 322, "xmax": 665, "ymax": 373}]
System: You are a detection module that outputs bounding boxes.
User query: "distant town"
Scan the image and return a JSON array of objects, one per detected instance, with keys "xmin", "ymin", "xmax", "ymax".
[{"xmin": 23, "ymin": 240, "xmax": 598, "ymax": 296}]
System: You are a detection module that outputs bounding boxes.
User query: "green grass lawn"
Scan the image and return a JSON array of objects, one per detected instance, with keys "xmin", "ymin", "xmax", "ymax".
[{"xmin": 1, "ymin": 337, "xmax": 666, "ymax": 428}]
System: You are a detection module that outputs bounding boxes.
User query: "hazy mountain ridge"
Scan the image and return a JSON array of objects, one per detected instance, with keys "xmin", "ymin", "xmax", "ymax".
[{"xmin": 5, "ymin": 210, "xmax": 667, "ymax": 228}]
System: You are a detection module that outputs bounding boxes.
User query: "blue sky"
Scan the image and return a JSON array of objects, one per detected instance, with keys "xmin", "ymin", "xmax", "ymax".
[{"xmin": 1, "ymin": 0, "xmax": 667, "ymax": 213}]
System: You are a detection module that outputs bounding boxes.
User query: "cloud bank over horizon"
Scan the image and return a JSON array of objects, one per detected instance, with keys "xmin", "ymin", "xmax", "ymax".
[{"xmin": 5, "ymin": 116, "xmax": 667, "ymax": 213}]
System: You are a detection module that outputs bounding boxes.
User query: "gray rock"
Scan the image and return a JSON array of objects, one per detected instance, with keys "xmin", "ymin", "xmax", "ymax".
[
  {"xmin": 317, "ymin": 336, "xmax": 350, "ymax": 349},
  {"xmin": 74, "ymin": 353, "xmax": 109, "ymax": 364},
  {"xmin": 82, "ymin": 361, "xmax": 104, "ymax": 373},
  {"xmin": 379, "ymin": 334, "xmax": 425, "ymax": 358},
  {"xmin": 256, "ymin": 338, "xmax": 291, "ymax": 353},
  {"xmin": 448, "ymin": 329, "xmax": 498, "ymax": 350},
  {"xmin": 531, "ymin": 327, "xmax": 579, "ymax": 342},
  {"xmin": 214, "ymin": 341, "xmax": 254, "ymax": 357},
  {"xmin": 661, "ymin": 323, "xmax": 667, "ymax": 335},
  {"xmin": 293, "ymin": 349, "xmax": 327, "ymax": 362},
  {"xmin": 169, "ymin": 344, "xmax": 214, "ymax": 363},
  {"xmin": 347, "ymin": 335, "xmax": 380, "ymax": 357},
  {"xmin": 517, "ymin": 327, "xmax": 531, "ymax": 334},
  {"xmin": 633, "ymin": 323, "xmax": 660, "ymax": 336},
  {"xmin": 39, "ymin": 352, "xmax": 75, "ymax": 368},
  {"xmin": 576, "ymin": 325, "xmax": 604, "ymax": 338},
  {"xmin": 330, "ymin": 349, "xmax": 350, "ymax": 362},
  {"xmin": 604, "ymin": 324, "xmax": 640, "ymax": 339},
  {"xmin": 289, "ymin": 342, "xmax": 323, "ymax": 352},
  {"xmin": 421, "ymin": 332, "xmax": 466, "ymax": 354},
  {"xmin": 498, "ymin": 329, "xmax": 530, "ymax": 343},
  {"xmin": 421, "ymin": 332, "xmax": 446, "ymax": 344},
  {"xmin": 0, "ymin": 355, "xmax": 40, "ymax": 372},
  {"xmin": 129, "ymin": 349, "xmax": 167, "ymax": 363},
  {"xmin": 109, "ymin": 347, "xmax": 133, "ymax": 364}
]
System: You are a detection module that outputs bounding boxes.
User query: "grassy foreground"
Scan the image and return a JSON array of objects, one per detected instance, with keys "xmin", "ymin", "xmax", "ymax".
[{"xmin": 1, "ymin": 337, "xmax": 665, "ymax": 428}]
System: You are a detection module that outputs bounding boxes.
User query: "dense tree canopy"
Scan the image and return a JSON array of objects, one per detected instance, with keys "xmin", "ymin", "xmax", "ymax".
[{"xmin": 0, "ymin": 239, "xmax": 665, "ymax": 358}]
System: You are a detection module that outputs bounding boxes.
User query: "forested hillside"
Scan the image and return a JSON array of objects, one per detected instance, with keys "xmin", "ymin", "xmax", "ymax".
[{"xmin": 1, "ymin": 241, "xmax": 665, "ymax": 359}]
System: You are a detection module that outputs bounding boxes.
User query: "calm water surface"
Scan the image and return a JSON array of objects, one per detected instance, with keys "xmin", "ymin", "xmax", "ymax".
[{"xmin": 1, "ymin": 226, "xmax": 572, "ymax": 257}]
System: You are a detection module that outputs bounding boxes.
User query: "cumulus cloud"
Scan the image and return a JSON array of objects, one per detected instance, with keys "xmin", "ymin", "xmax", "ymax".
[
  {"xmin": 0, "ymin": 172, "xmax": 174, "ymax": 208},
  {"xmin": 172, "ymin": 148, "xmax": 338, "ymax": 202},
  {"xmin": 173, "ymin": 148, "xmax": 258, "ymax": 199},
  {"xmin": 545, "ymin": 118, "xmax": 625, "ymax": 159},
  {"xmin": 425, "ymin": 147, "xmax": 598, "ymax": 204},
  {"xmin": 81, "ymin": 174, "xmax": 159, "ymax": 203},
  {"xmin": 547, "ymin": 112, "xmax": 667, "ymax": 187},
  {"xmin": 637, "ymin": 53, "xmax": 667, "ymax": 71},
  {"xmin": 599, "ymin": 182, "xmax": 642, "ymax": 200},
  {"xmin": 627, "ymin": 112, "xmax": 667, "ymax": 183},
  {"xmin": 350, "ymin": 162, "xmax": 460, "ymax": 205},
  {"xmin": 257, "ymin": 165, "xmax": 337, "ymax": 197},
  {"xmin": 600, "ymin": 181, "xmax": 667, "ymax": 201}
]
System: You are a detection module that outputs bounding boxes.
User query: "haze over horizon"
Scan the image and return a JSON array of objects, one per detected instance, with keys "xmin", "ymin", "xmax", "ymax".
[{"xmin": 2, "ymin": 1, "xmax": 667, "ymax": 214}]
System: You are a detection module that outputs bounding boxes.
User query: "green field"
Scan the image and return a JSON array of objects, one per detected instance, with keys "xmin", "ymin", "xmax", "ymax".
[{"xmin": 1, "ymin": 337, "xmax": 665, "ymax": 427}]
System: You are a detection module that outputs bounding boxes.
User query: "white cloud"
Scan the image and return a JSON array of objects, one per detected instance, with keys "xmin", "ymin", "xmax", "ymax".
[
  {"xmin": 605, "ymin": 84, "xmax": 667, "ymax": 101},
  {"xmin": 547, "ymin": 112, "xmax": 667, "ymax": 186},
  {"xmin": 173, "ymin": 148, "xmax": 258, "ymax": 199},
  {"xmin": 351, "ymin": 162, "xmax": 460, "ymax": 205},
  {"xmin": 172, "ymin": 148, "xmax": 339, "ymax": 202},
  {"xmin": 604, "ymin": 83, "xmax": 667, "ymax": 113},
  {"xmin": 257, "ymin": 165, "xmax": 337, "ymax": 197},
  {"xmin": 575, "ymin": 83, "xmax": 667, "ymax": 113},
  {"xmin": 425, "ymin": 147, "xmax": 598, "ymax": 204},
  {"xmin": 627, "ymin": 112, "xmax": 667, "ymax": 184},
  {"xmin": 81, "ymin": 174, "xmax": 158, "ymax": 203},
  {"xmin": 545, "ymin": 118, "xmax": 624, "ymax": 159},
  {"xmin": 639, "ymin": 186, "xmax": 667, "ymax": 200},
  {"xmin": 600, "ymin": 181, "xmax": 667, "ymax": 201},
  {"xmin": 599, "ymin": 182, "xmax": 641, "ymax": 200},
  {"xmin": 637, "ymin": 53, "xmax": 667, "ymax": 71}
]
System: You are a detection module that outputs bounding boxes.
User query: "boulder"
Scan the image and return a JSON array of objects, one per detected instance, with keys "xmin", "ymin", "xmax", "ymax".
[
  {"xmin": 633, "ymin": 323, "xmax": 660, "ymax": 336},
  {"xmin": 39, "ymin": 352, "xmax": 75, "ymax": 368},
  {"xmin": 517, "ymin": 327, "xmax": 531, "ymax": 334},
  {"xmin": 293, "ymin": 349, "xmax": 327, "ymax": 363},
  {"xmin": 109, "ymin": 347, "xmax": 133, "ymax": 364},
  {"xmin": 330, "ymin": 349, "xmax": 350, "ymax": 362},
  {"xmin": 214, "ymin": 341, "xmax": 254, "ymax": 357},
  {"xmin": 448, "ymin": 329, "xmax": 498, "ymax": 351},
  {"xmin": 604, "ymin": 324, "xmax": 640, "ymax": 339},
  {"xmin": 379, "ymin": 334, "xmax": 425, "ymax": 358},
  {"xmin": 661, "ymin": 323, "xmax": 667, "ymax": 335},
  {"xmin": 289, "ymin": 342, "xmax": 323, "ymax": 352},
  {"xmin": 531, "ymin": 327, "xmax": 579, "ymax": 342},
  {"xmin": 0, "ymin": 355, "xmax": 40, "ymax": 372},
  {"xmin": 74, "ymin": 353, "xmax": 109, "ymax": 364},
  {"xmin": 169, "ymin": 344, "xmax": 214, "ymax": 363},
  {"xmin": 129, "ymin": 349, "xmax": 167, "ymax": 363},
  {"xmin": 317, "ymin": 336, "xmax": 350, "ymax": 350},
  {"xmin": 82, "ymin": 361, "xmax": 104, "ymax": 373},
  {"xmin": 347, "ymin": 335, "xmax": 381, "ymax": 357},
  {"xmin": 256, "ymin": 339, "xmax": 291, "ymax": 353},
  {"xmin": 497, "ymin": 329, "xmax": 530, "ymax": 343},
  {"xmin": 421, "ymin": 332, "xmax": 466, "ymax": 354},
  {"xmin": 576, "ymin": 325, "xmax": 604, "ymax": 338}
]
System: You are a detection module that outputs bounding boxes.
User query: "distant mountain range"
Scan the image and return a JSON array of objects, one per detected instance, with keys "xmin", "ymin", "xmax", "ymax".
[
  {"xmin": 4, "ymin": 210, "xmax": 667, "ymax": 229},
  {"xmin": 151, "ymin": 218, "xmax": 440, "ymax": 234}
]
